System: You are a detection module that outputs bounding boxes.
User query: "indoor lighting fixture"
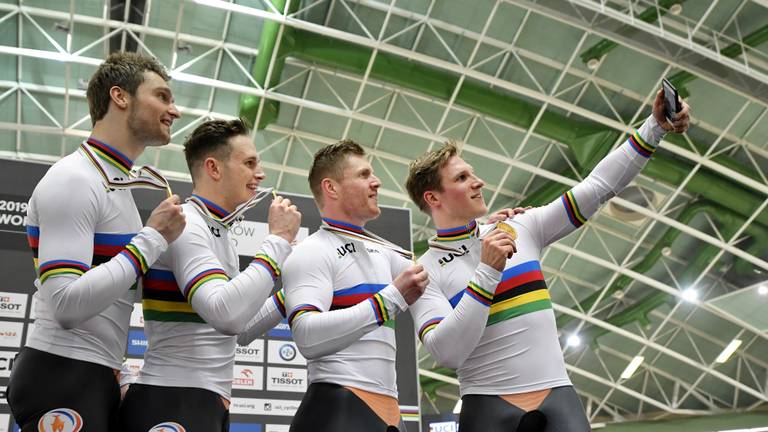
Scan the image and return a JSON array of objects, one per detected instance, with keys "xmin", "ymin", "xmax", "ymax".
[
  {"xmin": 715, "ymin": 339, "xmax": 742, "ymax": 364},
  {"xmin": 567, "ymin": 334, "xmax": 581, "ymax": 347},
  {"xmin": 620, "ymin": 356, "xmax": 644, "ymax": 379},
  {"xmin": 681, "ymin": 288, "xmax": 699, "ymax": 303}
]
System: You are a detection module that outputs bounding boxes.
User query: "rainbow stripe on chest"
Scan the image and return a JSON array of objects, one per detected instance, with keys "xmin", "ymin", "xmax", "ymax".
[{"xmin": 489, "ymin": 260, "xmax": 552, "ymax": 325}]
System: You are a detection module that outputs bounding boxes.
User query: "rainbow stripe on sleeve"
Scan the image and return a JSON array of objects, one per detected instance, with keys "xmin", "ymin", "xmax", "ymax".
[
  {"xmin": 253, "ymin": 253, "xmax": 280, "ymax": 281},
  {"xmin": 464, "ymin": 281, "xmax": 494, "ymax": 306},
  {"xmin": 418, "ymin": 317, "xmax": 444, "ymax": 342},
  {"xmin": 182, "ymin": 268, "xmax": 229, "ymax": 302},
  {"xmin": 119, "ymin": 243, "xmax": 148, "ymax": 277},
  {"xmin": 561, "ymin": 190, "xmax": 587, "ymax": 228},
  {"xmin": 272, "ymin": 290, "xmax": 286, "ymax": 318},
  {"xmin": 38, "ymin": 260, "xmax": 90, "ymax": 283},
  {"xmin": 368, "ymin": 292, "xmax": 389, "ymax": 326},
  {"xmin": 288, "ymin": 304, "xmax": 321, "ymax": 326},
  {"xmin": 627, "ymin": 129, "xmax": 656, "ymax": 158}
]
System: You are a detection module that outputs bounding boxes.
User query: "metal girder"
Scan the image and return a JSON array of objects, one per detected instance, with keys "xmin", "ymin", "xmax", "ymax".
[{"xmin": 510, "ymin": 0, "xmax": 768, "ymax": 103}]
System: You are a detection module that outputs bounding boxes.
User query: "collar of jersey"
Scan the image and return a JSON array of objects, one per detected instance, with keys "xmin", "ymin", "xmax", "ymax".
[
  {"xmin": 86, "ymin": 137, "xmax": 133, "ymax": 175},
  {"xmin": 191, "ymin": 194, "xmax": 231, "ymax": 222},
  {"xmin": 322, "ymin": 217, "xmax": 365, "ymax": 234},
  {"xmin": 434, "ymin": 219, "xmax": 479, "ymax": 242}
]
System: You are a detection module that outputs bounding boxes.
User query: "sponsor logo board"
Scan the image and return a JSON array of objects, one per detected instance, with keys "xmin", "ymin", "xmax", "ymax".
[
  {"xmin": 126, "ymin": 330, "xmax": 147, "ymax": 356},
  {"xmin": 130, "ymin": 303, "xmax": 144, "ymax": 328},
  {"xmin": 230, "ymin": 398, "xmax": 300, "ymax": 416},
  {"xmin": 0, "ymin": 351, "xmax": 16, "ymax": 377},
  {"xmin": 231, "ymin": 221, "xmax": 308, "ymax": 257},
  {"xmin": 235, "ymin": 339, "xmax": 264, "ymax": 363},
  {"xmin": 0, "ymin": 322, "xmax": 23, "ymax": 347},
  {"xmin": 0, "ymin": 292, "xmax": 27, "ymax": 319},
  {"xmin": 267, "ymin": 341, "xmax": 305, "ymax": 366},
  {"xmin": 266, "ymin": 367, "xmax": 307, "ymax": 393},
  {"xmin": 232, "ymin": 365, "xmax": 263, "ymax": 391}
]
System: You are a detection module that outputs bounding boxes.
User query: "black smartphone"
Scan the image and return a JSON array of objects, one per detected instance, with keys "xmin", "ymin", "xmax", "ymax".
[{"xmin": 662, "ymin": 78, "xmax": 681, "ymax": 122}]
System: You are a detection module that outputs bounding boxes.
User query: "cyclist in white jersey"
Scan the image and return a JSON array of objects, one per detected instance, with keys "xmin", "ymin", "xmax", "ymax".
[
  {"xmin": 406, "ymin": 89, "xmax": 690, "ymax": 431},
  {"xmin": 7, "ymin": 52, "xmax": 185, "ymax": 432},
  {"xmin": 118, "ymin": 119, "xmax": 301, "ymax": 432},
  {"xmin": 284, "ymin": 140, "xmax": 428, "ymax": 431}
]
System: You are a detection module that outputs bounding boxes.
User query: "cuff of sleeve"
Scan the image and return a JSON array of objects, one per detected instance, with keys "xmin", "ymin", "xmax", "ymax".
[
  {"xmin": 259, "ymin": 234, "xmax": 293, "ymax": 269},
  {"xmin": 475, "ymin": 262, "xmax": 502, "ymax": 289},
  {"xmin": 638, "ymin": 115, "xmax": 667, "ymax": 148},
  {"xmin": 121, "ymin": 226, "xmax": 169, "ymax": 276},
  {"xmin": 378, "ymin": 284, "xmax": 408, "ymax": 316}
]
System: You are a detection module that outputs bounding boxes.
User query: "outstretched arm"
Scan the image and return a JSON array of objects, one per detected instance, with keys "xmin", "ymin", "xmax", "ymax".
[{"xmin": 530, "ymin": 90, "xmax": 690, "ymax": 248}]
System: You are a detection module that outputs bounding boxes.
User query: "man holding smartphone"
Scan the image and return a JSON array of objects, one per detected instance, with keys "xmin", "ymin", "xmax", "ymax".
[{"xmin": 406, "ymin": 86, "xmax": 690, "ymax": 431}]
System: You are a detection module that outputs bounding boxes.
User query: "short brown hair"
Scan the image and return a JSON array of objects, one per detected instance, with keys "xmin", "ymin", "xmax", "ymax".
[
  {"xmin": 183, "ymin": 118, "xmax": 250, "ymax": 182},
  {"xmin": 406, "ymin": 141, "xmax": 459, "ymax": 213},
  {"xmin": 308, "ymin": 139, "xmax": 366, "ymax": 204},
  {"xmin": 86, "ymin": 52, "xmax": 170, "ymax": 125}
]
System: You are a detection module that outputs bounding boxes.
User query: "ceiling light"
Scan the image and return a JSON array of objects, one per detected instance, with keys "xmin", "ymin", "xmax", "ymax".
[
  {"xmin": 567, "ymin": 334, "xmax": 581, "ymax": 347},
  {"xmin": 452, "ymin": 399, "xmax": 462, "ymax": 414},
  {"xmin": 620, "ymin": 356, "xmax": 644, "ymax": 379},
  {"xmin": 758, "ymin": 285, "xmax": 768, "ymax": 296},
  {"xmin": 681, "ymin": 288, "xmax": 699, "ymax": 303},
  {"xmin": 715, "ymin": 339, "xmax": 742, "ymax": 364},
  {"xmin": 669, "ymin": 4, "xmax": 683, "ymax": 15},
  {"xmin": 586, "ymin": 58, "xmax": 600, "ymax": 70}
]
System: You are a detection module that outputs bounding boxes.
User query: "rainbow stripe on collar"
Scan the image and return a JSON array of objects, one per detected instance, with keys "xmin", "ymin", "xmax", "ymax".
[
  {"xmin": 191, "ymin": 194, "xmax": 230, "ymax": 221},
  {"xmin": 435, "ymin": 220, "xmax": 478, "ymax": 242},
  {"xmin": 322, "ymin": 217, "xmax": 364, "ymax": 234},
  {"xmin": 86, "ymin": 137, "xmax": 133, "ymax": 175}
]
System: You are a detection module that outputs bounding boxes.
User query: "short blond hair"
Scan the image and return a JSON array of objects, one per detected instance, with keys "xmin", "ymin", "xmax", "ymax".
[
  {"xmin": 405, "ymin": 141, "xmax": 459, "ymax": 213},
  {"xmin": 308, "ymin": 139, "xmax": 366, "ymax": 205}
]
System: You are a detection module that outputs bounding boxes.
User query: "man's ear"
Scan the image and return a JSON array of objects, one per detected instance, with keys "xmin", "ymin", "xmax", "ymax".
[
  {"xmin": 321, "ymin": 178, "xmax": 340, "ymax": 201},
  {"xmin": 203, "ymin": 157, "xmax": 222, "ymax": 181},
  {"xmin": 424, "ymin": 190, "xmax": 440, "ymax": 210},
  {"xmin": 109, "ymin": 86, "xmax": 129, "ymax": 110}
]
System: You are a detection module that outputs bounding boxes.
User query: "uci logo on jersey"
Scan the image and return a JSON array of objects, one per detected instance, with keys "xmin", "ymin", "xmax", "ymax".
[
  {"xmin": 336, "ymin": 242, "xmax": 357, "ymax": 258},
  {"xmin": 148, "ymin": 422, "xmax": 187, "ymax": 432},
  {"xmin": 438, "ymin": 245, "xmax": 470, "ymax": 267},
  {"xmin": 37, "ymin": 408, "xmax": 83, "ymax": 432}
]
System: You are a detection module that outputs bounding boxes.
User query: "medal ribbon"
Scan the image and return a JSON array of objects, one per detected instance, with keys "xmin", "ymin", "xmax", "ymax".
[
  {"xmin": 80, "ymin": 140, "xmax": 172, "ymax": 197},
  {"xmin": 187, "ymin": 188, "xmax": 273, "ymax": 229},
  {"xmin": 321, "ymin": 218, "xmax": 415, "ymax": 262}
]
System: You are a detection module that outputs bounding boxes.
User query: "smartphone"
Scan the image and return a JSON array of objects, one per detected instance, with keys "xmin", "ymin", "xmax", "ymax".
[{"xmin": 662, "ymin": 78, "xmax": 682, "ymax": 122}]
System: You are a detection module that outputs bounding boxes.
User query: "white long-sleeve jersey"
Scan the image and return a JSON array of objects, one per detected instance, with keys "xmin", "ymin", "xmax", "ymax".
[
  {"xmin": 236, "ymin": 289, "xmax": 286, "ymax": 346},
  {"xmin": 410, "ymin": 116, "xmax": 666, "ymax": 396},
  {"xmin": 283, "ymin": 219, "xmax": 409, "ymax": 398},
  {"xmin": 26, "ymin": 138, "xmax": 168, "ymax": 370},
  {"xmin": 136, "ymin": 196, "xmax": 291, "ymax": 399}
]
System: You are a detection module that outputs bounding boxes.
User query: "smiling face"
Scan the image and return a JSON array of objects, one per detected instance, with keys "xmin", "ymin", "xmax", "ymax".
[
  {"xmin": 219, "ymin": 134, "xmax": 265, "ymax": 210},
  {"xmin": 431, "ymin": 155, "xmax": 487, "ymax": 223},
  {"xmin": 334, "ymin": 154, "xmax": 382, "ymax": 225},
  {"xmin": 126, "ymin": 71, "xmax": 180, "ymax": 147}
]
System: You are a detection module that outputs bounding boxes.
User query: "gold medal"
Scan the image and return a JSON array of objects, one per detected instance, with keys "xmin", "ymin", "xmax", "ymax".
[{"xmin": 496, "ymin": 221, "xmax": 517, "ymax": 240}]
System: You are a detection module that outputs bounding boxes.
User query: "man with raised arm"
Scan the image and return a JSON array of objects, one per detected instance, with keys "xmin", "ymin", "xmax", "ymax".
[
  {"xmin": 407, "ymin": 89, "xmax": 690, "ymax": 431},
  {"xmin": 284, "ymin": 140, "xmax": 428, "ymax": 431},
  {"xmin": 118, "ymin": 119, "xmax": 301, "ymax": 431},
  {"xmin": 8, "ymin": 52, "xmax": 185, "ymax": 431}
]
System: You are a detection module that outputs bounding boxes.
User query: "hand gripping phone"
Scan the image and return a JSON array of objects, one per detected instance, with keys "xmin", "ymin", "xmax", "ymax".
[{"xmin": 662, "ymin": 78, "xmax": 682, "ymax": 122}]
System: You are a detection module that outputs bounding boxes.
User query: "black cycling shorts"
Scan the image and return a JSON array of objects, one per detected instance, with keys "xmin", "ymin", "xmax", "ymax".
[
  {"xmin": 458, "ymin": 385, "xmax": 591, "ymax": 432},
  {"xmin": 7, "ymin": 347, "xmax": 120, "ymax": 432},
  {"xmin": 290, "ymin": 382, "xmax": 404, "ymax": 432},
  {"xmin": 118, "ymin": 383, "xmax": 229, "ymax": 432}
]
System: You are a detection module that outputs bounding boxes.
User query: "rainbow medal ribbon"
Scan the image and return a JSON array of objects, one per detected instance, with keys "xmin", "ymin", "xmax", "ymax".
[
  {"xmin": 321, "ymin": 219, "xmax": 415, "ymax": 262},
  {"xmin": 187, "ymin": 188, "xmax": 273, "ymax": 229},
  {"xmin": 80, "ymin": 140, "xmax": 172, "ymax": 197}
]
